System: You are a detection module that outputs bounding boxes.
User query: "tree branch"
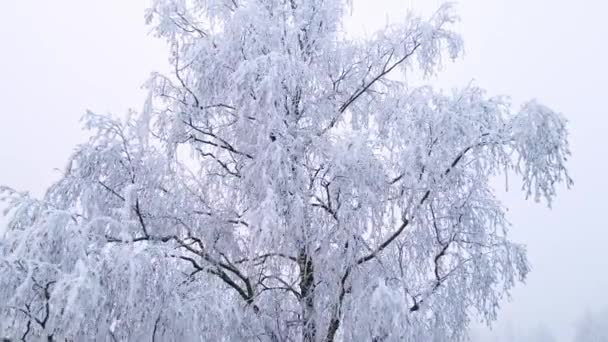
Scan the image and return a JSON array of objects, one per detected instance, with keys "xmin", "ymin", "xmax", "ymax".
[
  {"xmin": 323, "ymin": 43, "xmax": 421, "ymax": 133},
  {"xmin": 356, "ymin": 219, "xmax": 409, "ymax": 265}
]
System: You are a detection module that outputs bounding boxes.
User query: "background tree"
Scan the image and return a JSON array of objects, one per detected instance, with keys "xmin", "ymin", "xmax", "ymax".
[
  {"xmin": 0, "ymin": 0, "xmax": 571, "ymax": 341},
  {"xmin": 573, "ymin": 309, "xmax": 608, "ymax": 342},
  {"xmin": 468, "ymin": 323, "xmax": 557, "ymax": 342},
  {"xmin": 525, "ymin": 325, "xmax": 558, "ymax": 342}
]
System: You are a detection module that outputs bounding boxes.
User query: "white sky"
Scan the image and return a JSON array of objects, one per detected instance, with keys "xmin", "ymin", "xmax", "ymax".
[{"xmin": 0, "ymin": 1, "xmax": 606, "ymax": 340}]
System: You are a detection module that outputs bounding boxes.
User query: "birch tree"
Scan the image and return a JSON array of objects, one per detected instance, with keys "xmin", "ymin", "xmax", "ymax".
[{"xmin": 0, "ymin": 0, "xmax": 571, "ymax": 341}]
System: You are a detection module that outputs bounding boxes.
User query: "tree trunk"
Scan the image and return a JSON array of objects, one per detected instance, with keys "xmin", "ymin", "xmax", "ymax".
[{"xmin": 298, "ymin": 249, "xmax": 316, "ymax": 342}]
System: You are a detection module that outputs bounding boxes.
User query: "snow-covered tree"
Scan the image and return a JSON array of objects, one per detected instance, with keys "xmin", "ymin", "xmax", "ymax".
[{"xmin": 0, "ymin": 1, "xmax": 571, "ymax": 341}]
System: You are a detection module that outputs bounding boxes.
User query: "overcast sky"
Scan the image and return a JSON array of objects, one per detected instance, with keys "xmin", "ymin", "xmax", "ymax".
[{"xmin": 1, "ymin": 1, "xmax": 606, "ymax": 340}]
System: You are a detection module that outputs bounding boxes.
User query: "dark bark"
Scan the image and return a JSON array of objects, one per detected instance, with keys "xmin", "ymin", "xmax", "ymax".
[{"xmin": 298, "ymin": 249, "xmax": 316, "ymax": 342}]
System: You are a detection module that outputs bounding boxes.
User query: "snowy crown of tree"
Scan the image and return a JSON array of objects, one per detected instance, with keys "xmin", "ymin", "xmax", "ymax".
[{"xmin": 0, "ymin": 1, "xmax": 571, "ymax": 341}]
